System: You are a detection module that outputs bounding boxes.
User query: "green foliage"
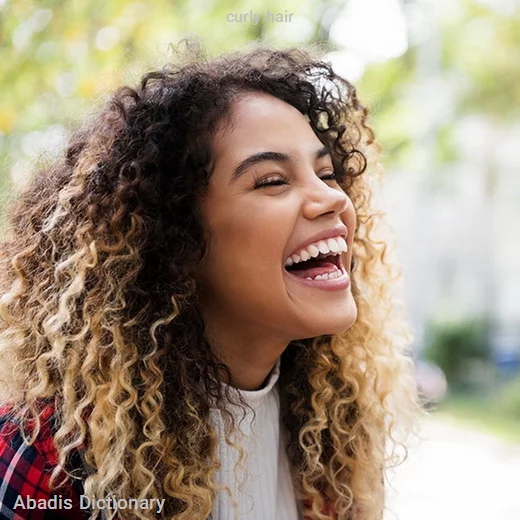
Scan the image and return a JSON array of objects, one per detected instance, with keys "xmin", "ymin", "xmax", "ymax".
[
  {"xmin": 494, "ymin": 376, "xmax": 520, "ymax": 421},
  {"xmin": 442, "ymin": 1, "xmax": 520, "ymax": 120},
  {"xmin": 423, "ymin": 316, "xmax": 493, "ymax": 391},
  {"xmin": 357, "ymin": 1, "xmax": 520, "ymax": 171},
  {"xmin": 358, "ymin": 57, "xmax": 415, "ymax": 167},
  {"xmin": 0, "ymin": 0, "xmax": 325, "ymax": 137},
  {"xmin": 0, "ymin": 0, "xmax": 329, "ymax": 217},
  {"xmin": 2, "ymin": 0, "xmax": 520, "ymax": 189},
  {"xmin": 433, "ymin": 393, "xmax": 520, "ymax": 443},
  {"xmin": 435, "ymin": 124, "xmax": 459, "ymax": 165}
]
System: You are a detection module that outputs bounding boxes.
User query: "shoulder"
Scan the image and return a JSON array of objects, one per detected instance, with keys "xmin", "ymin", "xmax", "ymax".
[
  {"xmin": 0, "ymin": 403, "xmax": 85, "ymax": 520},
  {"xmin": 0, "ymin": 402, "xmax": 59, "ymax": 468}
]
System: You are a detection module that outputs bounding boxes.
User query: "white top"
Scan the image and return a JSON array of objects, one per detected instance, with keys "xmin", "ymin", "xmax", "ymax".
[{"xmin": 209, "ymin": 360, "xmax": 300, "ymax": 520}]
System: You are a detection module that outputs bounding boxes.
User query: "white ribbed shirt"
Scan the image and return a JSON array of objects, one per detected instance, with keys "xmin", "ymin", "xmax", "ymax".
[{"xmin": 209, "ymin": 360, "xmax": 300, "ymax": 520}]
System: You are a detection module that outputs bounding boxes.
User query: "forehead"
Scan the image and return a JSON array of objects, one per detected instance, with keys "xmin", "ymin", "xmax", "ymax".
[{"xmin": 212, "ymin": 92, "xmax": 324, "ymax": 162}]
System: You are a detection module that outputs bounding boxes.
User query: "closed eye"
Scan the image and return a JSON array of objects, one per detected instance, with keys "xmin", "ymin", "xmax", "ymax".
[{"xmin": 253, "ymin": 172, "xmax": 338, "ymax": 189}]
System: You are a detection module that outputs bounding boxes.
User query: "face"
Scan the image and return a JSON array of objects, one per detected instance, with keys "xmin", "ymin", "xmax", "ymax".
[{"xmin": 194, "ymin": 92, "xmax": 357, "ymax": 351}]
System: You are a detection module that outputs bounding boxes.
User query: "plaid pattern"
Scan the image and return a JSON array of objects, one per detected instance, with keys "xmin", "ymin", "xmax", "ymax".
[{"xmin": 0, "ymin": 403, "xmax": 91, "ymax": 520}]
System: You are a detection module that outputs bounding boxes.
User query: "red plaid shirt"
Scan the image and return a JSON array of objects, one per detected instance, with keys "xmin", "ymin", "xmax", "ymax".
[
  {"xmin": 0, "ymin": 403, "xmax": 92, "ymax": 520},
  {"xmin": 0, "ymin": 403, "xmax": 340, "ymax": 520}
]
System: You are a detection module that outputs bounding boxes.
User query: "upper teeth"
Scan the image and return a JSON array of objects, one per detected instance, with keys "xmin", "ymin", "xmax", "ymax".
[{"xmin": 284, "ymin": 236, "xmax": 348, "ymax": 267}]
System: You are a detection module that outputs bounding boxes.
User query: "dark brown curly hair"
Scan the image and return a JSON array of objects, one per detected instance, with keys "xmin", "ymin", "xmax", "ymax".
[{"xmin": 0, "ymin": 43, "xmax": 420, "ymax": 519}]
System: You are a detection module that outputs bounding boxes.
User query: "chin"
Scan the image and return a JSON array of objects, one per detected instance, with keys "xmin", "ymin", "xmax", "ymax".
[
  {"xmin": 327, "ymin": 308, "xmax": 358, "ymax": 334},
  {"xmin": 295, "ymin": 312, "xmax": 358, "ymax": 340}
]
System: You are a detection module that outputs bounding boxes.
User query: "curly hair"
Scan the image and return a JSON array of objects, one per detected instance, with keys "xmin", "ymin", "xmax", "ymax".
[{"xmin": 0, "ymin": 43, "xmax": 421, "ymax": 520}]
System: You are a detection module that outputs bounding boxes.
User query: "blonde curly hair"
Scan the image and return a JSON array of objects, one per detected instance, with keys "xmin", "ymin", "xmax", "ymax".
[{"xmin": 0, "ymin": 44, "xmax": 421, "ymax": 519}]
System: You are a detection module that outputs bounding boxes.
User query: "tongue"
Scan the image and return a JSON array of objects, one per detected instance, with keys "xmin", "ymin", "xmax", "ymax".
[{"xmin": 287, "ymin": 261, "xmax": 338, "ymax": 279}]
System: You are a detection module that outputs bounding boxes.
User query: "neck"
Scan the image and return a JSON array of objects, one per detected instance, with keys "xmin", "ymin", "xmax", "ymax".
[
  {"xmin": 198, "ymin": 303, "xmax": 290, "ymax": 390},
  {"xmin": 217, "ymin": 353, "xmax": 280, "ymax": 391}
]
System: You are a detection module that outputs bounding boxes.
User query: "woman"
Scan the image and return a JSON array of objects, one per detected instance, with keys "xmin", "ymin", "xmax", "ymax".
[{"xmin": 0, "ymin": 44, "xmax": 420, "ymax": 519}]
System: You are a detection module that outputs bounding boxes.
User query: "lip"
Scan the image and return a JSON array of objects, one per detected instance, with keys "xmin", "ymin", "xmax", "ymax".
[{"xmin": 285, "ymin": 224, "xmax": 349, "ymax": 260}]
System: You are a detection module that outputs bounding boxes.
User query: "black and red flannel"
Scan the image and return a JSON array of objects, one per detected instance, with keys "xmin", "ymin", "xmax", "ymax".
[{"xmin": 0, "ymin": 403, "xmax": 92, "ymax": 520}]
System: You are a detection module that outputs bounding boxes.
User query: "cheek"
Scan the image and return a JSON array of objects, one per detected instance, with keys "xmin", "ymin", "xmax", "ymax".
[
  {"xmin": 343, "ymin": 200, "xmax": 356, "ymax": 238},
  {"xmin": 201, "ymin": 215, "xmax": 279, "ymax": 282},
  {"xmin": 340, "ymin": 201, "xmax": 356, "ymax": 269},
  {"xmin": 197, "ymin": 189, "xmax": 294, "ymax": 285},
  {"xmin": 217, "ymin": 200, "xmax": 288, "ymax": 250}
]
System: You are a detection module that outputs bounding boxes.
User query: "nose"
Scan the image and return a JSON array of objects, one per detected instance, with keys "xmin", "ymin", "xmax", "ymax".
[{"xmin": 301, "ymin": 175, "xmax": 350, "ymax": 219}]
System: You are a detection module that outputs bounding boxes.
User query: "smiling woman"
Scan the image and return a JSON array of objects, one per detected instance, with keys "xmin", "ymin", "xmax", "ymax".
[{"xmin": 0, "ymin": 43, "xmax": 421, "ymax": 520}]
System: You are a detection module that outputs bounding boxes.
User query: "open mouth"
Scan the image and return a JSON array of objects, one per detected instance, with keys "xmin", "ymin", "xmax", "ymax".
[{"xmin": 284, "ymin": 252, "xmax": 344, "ymax": 279}]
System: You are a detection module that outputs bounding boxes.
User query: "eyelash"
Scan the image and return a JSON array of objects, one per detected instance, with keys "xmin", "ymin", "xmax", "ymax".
[{"xmin": 253, "ymin": 173, "xmax": 338, "ymax": 189}]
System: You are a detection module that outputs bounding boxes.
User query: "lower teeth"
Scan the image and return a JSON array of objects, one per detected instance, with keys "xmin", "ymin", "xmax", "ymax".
[{"xmin": 305, "ymin": 268, "xmax": 343, "ymax": 281}]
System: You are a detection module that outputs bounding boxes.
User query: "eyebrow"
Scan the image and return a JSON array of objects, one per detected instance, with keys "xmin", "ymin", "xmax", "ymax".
[{"xmin": 230, "ymin": 146, "xmax": 331, "ymax": 184}]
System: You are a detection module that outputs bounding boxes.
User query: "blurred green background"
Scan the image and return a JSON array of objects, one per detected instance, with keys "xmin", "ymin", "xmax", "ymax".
[{"xmin": 1, "ymin": 0, "xmax": 519, "ymax": 468}]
